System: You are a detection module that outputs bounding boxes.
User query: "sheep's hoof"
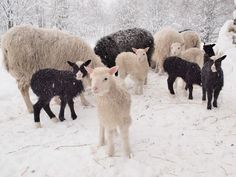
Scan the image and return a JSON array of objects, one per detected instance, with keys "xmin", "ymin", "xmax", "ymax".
[
  {"xmin": 127, "ymin": 152, "xmax": 133, "ymax": 159},
  {"xmin": 188, "ymin": 96, "xmax": 193, "ymax": 100},
  {"xmin": 202, "ymin": 97, "xmax": 206, "ymax": 101},
  {"xmin": 72, "ymin": 114, "xmax": 77, "ymax": 120},
  {"xmin": 207, "ymin": 105, "xmax": 212, "ymax": 110},
  {"xmin": 51, "ymin": 117, "xmax": 59, "ymax": 123},
  {"xmin": 35, "ymin": 122, "xmax": 42, "ymax": 128},
  {"xmin": 97, "ymin": 142, "xmax": 105, "ymax": 147},
  {"xmin": 213, "ymin": 101, "xmax": 217, "ymax": 108},
  {"xmin": 81, "ymin": 100, "xmax": 90, "ymax": 107},
  {"xmin": 59, "ymin": 117, "xmax": 65, "ymax": 122},
  {"xmin": 107, "ymin": 147, "xmax": 114, "ymax": 157},
  {"xmin": 108, "ymin": 152, "xmax": 114, "ymax": 157},
  {"xmin": 28, "ymin": 107, "xmax": 34, "ymax": 114}
]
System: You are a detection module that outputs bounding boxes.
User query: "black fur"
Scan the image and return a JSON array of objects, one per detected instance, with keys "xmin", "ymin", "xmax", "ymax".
[
  {"xmin": 31, "ymin": 60, "xmax": 91, "ymax": 123},
  {"xmin": 94, "ymin": 28, "xmax": 154, "ymax": 68},
  {"xmin": 203, "ymin": 43, "xmax": 216, "ymax": 57},
  {"xmin": 201, "ymin": 55, "xmax": 226, "ymax": 110},
  {"xmin": 164, "ymin": 56, "xmax": 202, "ymax": 100}
]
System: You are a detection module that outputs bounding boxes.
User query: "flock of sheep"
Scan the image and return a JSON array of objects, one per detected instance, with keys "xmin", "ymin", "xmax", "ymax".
[{"xmin": 1, "ymin": 25, "xmax": 227, "ymax": 157}]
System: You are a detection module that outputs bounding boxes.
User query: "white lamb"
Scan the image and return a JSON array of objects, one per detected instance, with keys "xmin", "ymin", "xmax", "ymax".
[
  {"xmin": 152, "ymin": 27, "xmax": 184, "ymax": 74},
  {"xmin": 170, "ymin": 42, "xmax": 204, "ymax": 68},
  {"xmin": 116, "ymin": 47, "xmax": 149, "ymax": 95},
  {"xmin": 85, "ymin": 66, "xmax": 132, "ymax": 158}
]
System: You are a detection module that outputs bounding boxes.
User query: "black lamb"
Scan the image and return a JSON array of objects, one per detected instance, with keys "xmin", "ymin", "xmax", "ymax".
[
  {"xmin": 203, "ymin": 43, "xmax": 216, "ymax": 57},
  {"xmin": 163, "ymin": 56, "xmax": 202, "ymax": 100},
  {"xmin": 201, "ymin": 54, "xmax": 227, "ymax": 110},
  {"xmin": 94, "ymin": 28, "xmax": 154, "ymax": 68},
  {"xmin": 31, "ymin": 60, "xmax": 91, "ymax": 127}
]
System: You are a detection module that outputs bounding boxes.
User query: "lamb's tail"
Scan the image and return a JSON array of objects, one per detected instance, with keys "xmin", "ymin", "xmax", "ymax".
[{"xmin": 2, "ymin": 48, "xmax": 9, "ymax": 71}]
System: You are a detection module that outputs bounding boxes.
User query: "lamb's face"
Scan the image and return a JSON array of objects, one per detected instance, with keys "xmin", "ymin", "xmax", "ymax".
[
  {"xmin": 85, "ymin": 66, "xmax": 119, "ymax": 96},
  {"xmin": 208, "ymin": 55, "xmax": 227, "ymax": 73},
  {"xmin": 170, "ymin": 42, "xmax": 183, "ymax": 56},
  {"xmin": 203, "ymin": 43, "xmax": 215, "ymax": 57},
  {"xmin": 67, "ymin": 60, "xmax": 91, "ymax": 80},
  {"xmin": 132, "ymin": 47, "xmax": 149, "ymax": 62}
]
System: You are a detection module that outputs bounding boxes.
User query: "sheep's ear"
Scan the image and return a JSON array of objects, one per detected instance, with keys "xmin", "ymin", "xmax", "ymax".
[
  {"xmin": 84, "ymin": 66, "xmax": 93, "ymax": 74},
  {"xmin": 211, "ymin": 44, "xmax": 216, "ymax": 47},
  {"xmin": 83, "ymin": 60, "xmax": 92, "ymax": 67},
  {"xmin": 217, "ymin": 55, "xmax": 227, "ymax": 62},
  {"xmin": 109, "ymin": 66, "xmax": 119, "ymax": 75},
  {"xmin": 67, "ymin": 61, "xmax": 75, "ymax": 67},
  {"xmin": 145, "ymin": 47, "xmax": 149, "ymax": 52},
  {"xmin": 132, "ymin": 48, "xmax": 138, "ymax": 53}
]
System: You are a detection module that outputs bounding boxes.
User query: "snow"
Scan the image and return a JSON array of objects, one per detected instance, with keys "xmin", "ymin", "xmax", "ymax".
[{"xmin": 1, "ymin": 28, "xmax": 236, "ymax": 177}]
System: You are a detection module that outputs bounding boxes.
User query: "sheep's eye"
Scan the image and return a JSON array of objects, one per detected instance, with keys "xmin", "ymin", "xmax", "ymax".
[
  {"xmin": 143, "ymin": 53, "xmax": 145, "ymax": 55},
  {"xmin": 104, "ymin": 77, "xmax": 108, "ymax": 81}
]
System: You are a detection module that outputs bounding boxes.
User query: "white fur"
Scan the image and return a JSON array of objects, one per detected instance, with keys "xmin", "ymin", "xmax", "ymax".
[
  {"xmin": 171, "ymin": 43, "xmax": 204, "ymax": 68},
  {"xmin": 87, "ymin": 67, "xmax": 132, "ymax": 158},
  {"xmin": 152, "ymin": 27, "xmax": 184, "ymax": 75},
  {"xmin": 180, "ymin": 31, "xmax": 201, "ymax": 49},
  {"xmin": 116, "ymin": 48, "xmax": 149, "ymax": 95}
]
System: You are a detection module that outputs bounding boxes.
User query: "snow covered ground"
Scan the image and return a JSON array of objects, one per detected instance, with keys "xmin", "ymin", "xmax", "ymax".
[{"xmin": 1, "ymin": 33, "xmax": 236, "ymax": 177}]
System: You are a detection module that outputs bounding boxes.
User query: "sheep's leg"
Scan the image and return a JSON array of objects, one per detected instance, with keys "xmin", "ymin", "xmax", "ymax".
[
  {"xmin": 98, "ymin": 125, "xmax": 105, "ymax": 146},
  {"xmin": 80, "ymin": 93, "xmax": 90, "ymax": 106},
  {"xmin": 33, "ymin": 99, "xmax": 45, "ymax": 128},
  {"xmin": 59, "ymin": 98, "xmax": 66, "ymax": 121},
  {"xmin": 144, "ymin": 76, "xmax": 148, "ymax": 85},
  {"xmin": 139, "ymin": 81, "xmax": 144, "ymax": 95},
  {"xmin": 43, "ymin": 104, "xmax": 58, "ymax": 122},
  {"xmin": 134, "ymin": 80, "xmax": 140, "ymax": 95},
  {"xmin": 188, "ymin": 84, "xmax": 193, "ymax": 100},
  {"xmin": 202, "ymin": 86, "xmax": 206, "ymax": 101},
  {"xmin": 107, "ymin": 129, "xmax": 114, "ymax": 157},
  {"xmin": 155, "ymin": 61, "xmax": 159, "ymax": 73},
  {"xmin": 119, "ymin": 124, "xmax": 131, "ymax": 158},
  {"xmin": 213, "ymin": 88, "xmax": 221, "ymax": 108},
  {"xmin": 158, "ymin": 59, "xmax": 164, "ymax": 75},
  {"xmin": 207, "ymin": 89, "xmax": 213, "ymax": 110},
  {"xmin": 68, "ymin": 99, "xmax": 77, "ymax": 120},
  {"xmin": 167, "ymin": 76, "xmax": 176, "ymax": 95},
  {"xmin": 19, "ymin": 85, "xmax": 33, "ymax": 113}
]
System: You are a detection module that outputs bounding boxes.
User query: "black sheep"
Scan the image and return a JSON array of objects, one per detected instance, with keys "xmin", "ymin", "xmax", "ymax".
[
  {"xmin": 94, "ymin": 28, "xmax": 154, "ymax": 68},
  {"xmin": 203, "ymin": 43, "xmax": 216, "ymax": 57},
  {"xmin": 31, "ymin": 60, "xmax": 91, "ymax": 127},
  {"xmin": 164, "ymin": 56, "xmax": 202, "ymax": 100},
  {"xmin": 201, "ymin": 54, "xmax": 227, "ymax": 110}
]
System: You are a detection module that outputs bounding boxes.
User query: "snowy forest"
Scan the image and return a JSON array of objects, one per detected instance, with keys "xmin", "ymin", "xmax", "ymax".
[{"xmin": 0, "ymin": 0, "xmax": 234, "ymax": 43}]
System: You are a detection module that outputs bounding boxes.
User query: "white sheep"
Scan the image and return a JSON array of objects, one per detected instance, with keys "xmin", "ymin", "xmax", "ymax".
[
  {"xmin": 152, "ymin": 27, "xmax": 184, "ymax": 74},
  {"xmin": 180, "ymin": 31, "xmax": 201, "ymax": 49},
  {"xmin": 85, "ymin": 66, "xmax": 132, "ymax": 158},
  {"xmin": 170, "ymin": 42, "xmax": 204, "ymax": 68},
  {"xmin": 1, "ymin": 25, "xmax": 103, "ymax": 113},
  {"xmin": 116, "ymin": 47, "xmax": 149, "ymax": 95}
]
